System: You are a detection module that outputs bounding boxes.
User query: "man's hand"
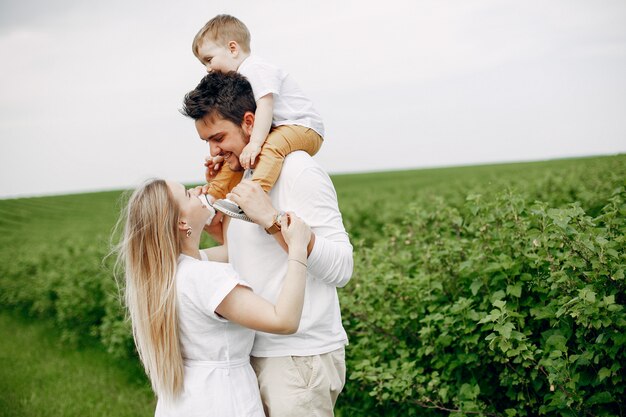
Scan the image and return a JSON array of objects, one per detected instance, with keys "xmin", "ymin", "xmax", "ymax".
[
  {"xmin": 227, "ymin": 180, "xmax": 276, "ymax": 228},
  {"xmin": 239, "ymin": 143, "xmax": 262, "ymax": 170},
  {"xmin": 204, "ymin": 155, "xmax": 225, "ymax": 182}
]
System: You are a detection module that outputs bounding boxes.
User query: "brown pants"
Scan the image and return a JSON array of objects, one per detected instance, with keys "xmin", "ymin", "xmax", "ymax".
[
  {"xmin": 250, "ymin": 347, "xmax": 346, "ymax": 417},
  {"xmin": 208, "ymin": 125, "xmax": 323, "ymax": 199}
]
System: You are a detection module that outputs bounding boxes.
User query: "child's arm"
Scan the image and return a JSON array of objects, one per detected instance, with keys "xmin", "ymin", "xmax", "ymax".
[{"xmin": 240, "ymin": 94, "xmax": 274, "ymax": 169}]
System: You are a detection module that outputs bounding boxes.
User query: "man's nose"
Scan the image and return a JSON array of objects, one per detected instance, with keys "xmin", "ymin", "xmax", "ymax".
[
  {"xmin": 205, "ymin": 65, "xmax": 212, "ymax": 73},
  {"xmin": 208, "ymin": 141, "xmax": 220, "ymax": 156}
]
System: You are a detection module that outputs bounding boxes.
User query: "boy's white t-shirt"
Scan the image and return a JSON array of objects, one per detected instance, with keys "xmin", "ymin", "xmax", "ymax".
[{"xmin": 238, "ymin": 55, "xmax": 325, "ymax": 138}]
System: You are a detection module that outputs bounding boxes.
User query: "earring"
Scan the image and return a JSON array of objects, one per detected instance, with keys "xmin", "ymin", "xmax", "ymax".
[{"xmin": 186, "ymin": 227, "xmax": 192, "ymax": 238}]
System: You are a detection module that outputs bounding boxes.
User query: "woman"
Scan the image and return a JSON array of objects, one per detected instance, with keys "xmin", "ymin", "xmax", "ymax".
[{"xmin": 116, "ymin": 179, "xmax": 310, "ymax": 416}]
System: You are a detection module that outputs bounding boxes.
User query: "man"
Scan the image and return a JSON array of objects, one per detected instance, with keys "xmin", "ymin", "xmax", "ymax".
[{"xmin": 182, "ymin": 71, "xmax": 353, "ymax": 417}]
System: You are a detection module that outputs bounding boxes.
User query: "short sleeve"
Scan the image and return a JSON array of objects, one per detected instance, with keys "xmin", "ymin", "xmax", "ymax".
[
  {"xmin": 179, "ymin": 261, "xmax": 251, "ymax": 322},
  {"xmin": 239, "ymin": 59, "xmax": 282, "ymax": 102}
]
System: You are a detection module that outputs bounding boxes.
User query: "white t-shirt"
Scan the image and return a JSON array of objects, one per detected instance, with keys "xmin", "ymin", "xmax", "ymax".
[
  {"xmin": 155, "ymin": 253, "xmax": 264, "ymax": 417},
  {"xmin": 227, "ymin": 152, "xmax": 353, "ymax": 357},
  {"xmin": 238, "ymin": 55, "xmax": 325, "ymax": 138},
  {"xmin": 175, "ymin": 253, "xmax": 254, "ymax": 362}
]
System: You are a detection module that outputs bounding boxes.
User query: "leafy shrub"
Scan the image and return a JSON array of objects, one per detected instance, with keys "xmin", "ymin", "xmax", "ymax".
[
  {"xmin": 0, "ymin": 156, "xmax": 625, "ymax": 416},
  {"xmin": 339, "ymin": 184, "xmax": 625, "ymax": 416}
]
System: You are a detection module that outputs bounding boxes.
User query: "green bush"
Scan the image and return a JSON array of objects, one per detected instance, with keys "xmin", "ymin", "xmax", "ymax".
[
  {"xmin": 1, "ymin": 156, "xmax": 625, "ymax": 416},
  {"xmin": 339, "ymin": 185, "xmax": 625, "ymax": 416}
]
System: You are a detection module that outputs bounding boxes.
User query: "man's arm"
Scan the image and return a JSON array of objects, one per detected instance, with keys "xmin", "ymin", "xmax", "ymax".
[
  {"xmin": 288, "ymin": 166, "xmax": 353, "ymax": 287},
  {"xmin": 230, "ymin": 166, "xmax": 354, "ymax": 288},
  {"xmin": 228, "ymin": 181, "xmax": 314, "ymax": 255}
]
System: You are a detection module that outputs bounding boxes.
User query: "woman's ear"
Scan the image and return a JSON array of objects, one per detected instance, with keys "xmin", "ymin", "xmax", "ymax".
[{"xmin": 178, "ymin": 220, "xmax": 188, "ymax": 233}]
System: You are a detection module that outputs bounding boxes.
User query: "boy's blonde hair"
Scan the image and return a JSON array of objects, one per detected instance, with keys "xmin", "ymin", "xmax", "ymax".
[{"xmin": 192, "ymin": 14, "xmax": 251, "ymax": 59}]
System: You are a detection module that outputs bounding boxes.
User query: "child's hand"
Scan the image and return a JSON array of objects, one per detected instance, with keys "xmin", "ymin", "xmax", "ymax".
[
  {"xmin": 239, "ymin": 143, "xmax": 262, "ymax": 170},
  {"xmin": 204, "ymin": 155, "xmax": 224, "ymax": 182}
]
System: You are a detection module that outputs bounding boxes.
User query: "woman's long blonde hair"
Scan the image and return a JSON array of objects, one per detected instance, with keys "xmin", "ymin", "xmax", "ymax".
[{"xmin": 115, "ymin": 179, "xmax": 184, "ymax": 399}]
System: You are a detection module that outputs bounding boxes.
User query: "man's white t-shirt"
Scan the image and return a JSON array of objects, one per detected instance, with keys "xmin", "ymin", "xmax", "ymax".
[
  {"xmin": 238, "ymin": 55, "xmax": 325, "ymax": 138},
  {"xmin": 226, "ymin": 152, "xmax": 353, "ymax": 357}
]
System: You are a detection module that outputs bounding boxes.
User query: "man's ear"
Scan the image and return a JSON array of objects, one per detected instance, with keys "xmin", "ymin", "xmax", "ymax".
[
  {"xmin": 228, "ymin": 41, "xmax": 240, "ymax": 57},
  {"xmin": 241, "ymin": 111, "xmax": 255, "ymax": 135}
]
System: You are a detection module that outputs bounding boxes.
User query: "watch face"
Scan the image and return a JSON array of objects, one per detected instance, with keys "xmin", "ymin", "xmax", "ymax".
[
  {"xmin": 276, "ymin": 212, "xmax": 284, "ymax": 228},
  {"xmin": 274, "ymin": 213, "xmax": 283, "ymax": 230},
  {"xmin": 278, "ymin": 211, "xmax": 288, "ymax": 226},
  {"xmin": 266, "ymin": 211, "xmax": 287, "ymax": 234}
]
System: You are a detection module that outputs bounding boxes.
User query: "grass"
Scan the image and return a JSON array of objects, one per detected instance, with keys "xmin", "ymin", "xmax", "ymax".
[{"xmin": 0, "ymin": 311, "xmax": 155, "ymax": 417}]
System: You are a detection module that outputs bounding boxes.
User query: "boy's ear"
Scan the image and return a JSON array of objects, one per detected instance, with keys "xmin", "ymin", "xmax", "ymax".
[
  {"xmin": 241, "ymin": 111, "xmax": 255, "ymax": 135},
  {"xmin": 228, "ymin": 41, "xmax": 240, "ymax": 57}
]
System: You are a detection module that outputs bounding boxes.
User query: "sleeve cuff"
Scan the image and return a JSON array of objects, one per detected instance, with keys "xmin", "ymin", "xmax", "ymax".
[{"xmin": 208, "ymin": 277, "xmax": 251, "ymax": 322}]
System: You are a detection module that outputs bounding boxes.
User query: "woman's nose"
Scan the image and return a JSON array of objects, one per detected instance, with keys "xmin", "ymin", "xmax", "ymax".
[{"xmin": 205, "ymin": 65, "xmax": 212, "ymax": 73}]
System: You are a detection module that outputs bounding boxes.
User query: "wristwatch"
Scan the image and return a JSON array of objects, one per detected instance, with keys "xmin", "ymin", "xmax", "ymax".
[{"xmin": 265, "ymin": 211, "xmax": 285, "ymax": 234}]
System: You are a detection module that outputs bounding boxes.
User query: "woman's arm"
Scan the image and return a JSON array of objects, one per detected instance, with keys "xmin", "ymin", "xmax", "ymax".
[
  {"xmin": 201, "ymin": 216, "xmax": 230, "ymax": 262},
  {"xmin": 215, "ymin": 213, "xmax": 310, "ymax": 334},
  {"xmin": 201, "ymin": 245, "xmax": 228, "ymax": 263}
]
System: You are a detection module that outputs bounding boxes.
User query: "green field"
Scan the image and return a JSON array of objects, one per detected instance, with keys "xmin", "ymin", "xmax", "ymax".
[
  {"xmin": 0, "ymin": 311, "xmax": 155, "ymax": 417},
  {"xmin": 1, "ymin": 155, "xmax": 625, "ymax": 416}
]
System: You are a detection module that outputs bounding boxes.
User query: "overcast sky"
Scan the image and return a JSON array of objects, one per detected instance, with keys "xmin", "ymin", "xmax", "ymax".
[{"xmin": 1, "ymin": 0, "xmax": 625, "ymax": 198}]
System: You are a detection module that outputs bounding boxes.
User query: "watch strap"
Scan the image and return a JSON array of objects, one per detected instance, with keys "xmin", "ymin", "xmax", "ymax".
[{"xmin": 265, "ymin": 211, "xmax": 284, "ymax": 234}]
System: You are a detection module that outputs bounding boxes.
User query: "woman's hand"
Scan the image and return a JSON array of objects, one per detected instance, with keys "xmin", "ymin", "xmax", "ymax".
[
  {"xmin": 192, "ymin": 184, "xmax": 211, "ymax": 196},
  {"xmin": 280, "ymin": 212, "xmax": 310, "ymax": 252},
  {"xmin": 190, "ymin": 185, "xmax": 222, "ymax": 243}
]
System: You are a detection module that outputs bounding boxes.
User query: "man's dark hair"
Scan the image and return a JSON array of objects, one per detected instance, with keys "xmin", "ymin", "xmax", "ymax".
[{"xmin": 181, "ymin": 71, "xmax": 257, "ymax": 124}]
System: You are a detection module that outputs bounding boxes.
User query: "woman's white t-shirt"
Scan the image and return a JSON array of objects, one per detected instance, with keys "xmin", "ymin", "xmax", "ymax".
[{"xmin": 154, "ymin": 253, "xmax": 264, "ymax": 417}]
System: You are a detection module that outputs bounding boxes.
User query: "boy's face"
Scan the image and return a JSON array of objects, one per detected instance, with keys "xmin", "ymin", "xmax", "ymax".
[
  {"xmin": 195, "ymin": 113, "xmax": 251, "ymax": 172},
  {"xmin": 197, "ymin": 39, "xmax": 240, "ymax": 73}
]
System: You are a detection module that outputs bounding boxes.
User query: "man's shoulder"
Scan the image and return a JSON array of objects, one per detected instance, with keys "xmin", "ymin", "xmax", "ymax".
[
  {"xmin": 274, "ymin": 152, "xmax": 335, "ymax": 194},
  {"xmin": 282, "ymin": 151, "xmax": 324, "ymax": 174}
]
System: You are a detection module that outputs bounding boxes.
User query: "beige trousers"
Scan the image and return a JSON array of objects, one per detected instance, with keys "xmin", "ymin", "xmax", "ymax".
[
  {"xmin": 208, "ymin": 125, "xmax": 323, "ymax": 199},
  {"xmin": 250, "ymin": 347, "xmax": 346, "ymax": 417}
]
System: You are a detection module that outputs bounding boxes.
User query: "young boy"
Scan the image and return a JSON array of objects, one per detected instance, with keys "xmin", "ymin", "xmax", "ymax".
[{"xmin": 191, "ymin": 14, "xmax": 324, "ymax": 220}]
